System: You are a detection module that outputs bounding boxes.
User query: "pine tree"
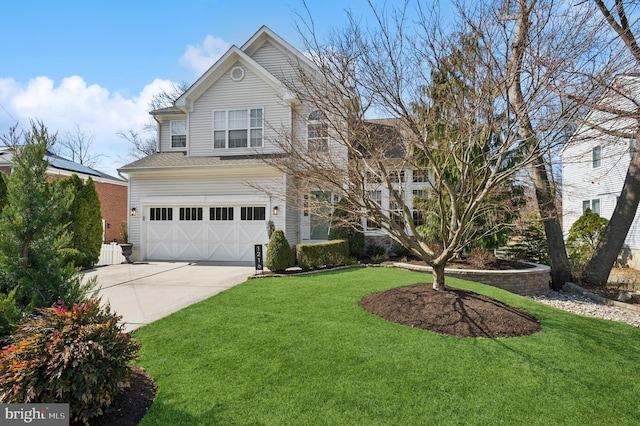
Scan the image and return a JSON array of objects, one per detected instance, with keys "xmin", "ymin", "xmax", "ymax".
[
  {"xmin": 0, "ymin": 122, "xmax": 94, "ymax": 337},
  {"xmin": 0, "ymin": 172, "xmax": 7, "ymax": 212}
]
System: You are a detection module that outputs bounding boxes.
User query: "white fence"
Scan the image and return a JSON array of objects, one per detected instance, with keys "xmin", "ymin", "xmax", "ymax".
[{"xmin": 98, "ymin": 243, "xmax": 127, "ymax": 265}]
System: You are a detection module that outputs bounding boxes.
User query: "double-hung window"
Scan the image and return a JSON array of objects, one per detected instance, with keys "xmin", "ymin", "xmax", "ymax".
[
  {"xmin": 307, "ymin": 110, "xmax": 328, "ymax": 152},
  {"xmin": 366, "ymin": 190, "xmax": 382, "ymax": 231},
  {"xmin": 582, "ymin": 199, "xmax": 600, "ymax": 215},
  {"xmin": 171, "ymin": 120, "xmax": 187, "ymax": 148},
  {"xmin": 213, "ymin": 108, "xmax": 263, "ymax": 149},
  {"xmin": 592, "ymin": 146, "xmax": 602, "ymax": 168}
]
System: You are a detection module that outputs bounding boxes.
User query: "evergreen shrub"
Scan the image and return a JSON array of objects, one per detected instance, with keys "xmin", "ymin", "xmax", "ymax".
[
  {"xmin": 266, "ymin": 230, "xmax": 294, "ymax": 272},
  {"xmin": 297, "ymin": 240, "xmax": 349, "ymax": 269}
]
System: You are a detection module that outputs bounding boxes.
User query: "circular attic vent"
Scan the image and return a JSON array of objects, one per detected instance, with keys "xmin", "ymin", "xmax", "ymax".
[{"xmin": 230, "ymin": 66, "xmax": 245, "ymax": 81}]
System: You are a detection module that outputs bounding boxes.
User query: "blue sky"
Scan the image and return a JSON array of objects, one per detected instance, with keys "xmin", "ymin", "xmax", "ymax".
[{"xmin": 0, "ymin": 0, "xmax": 449, "ymax": 176}]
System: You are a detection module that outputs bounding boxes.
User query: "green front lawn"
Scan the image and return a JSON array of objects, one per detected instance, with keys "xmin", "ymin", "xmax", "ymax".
[{"xmin": 134, "ymin": 267, "xmax": 640, "ymax": 425}]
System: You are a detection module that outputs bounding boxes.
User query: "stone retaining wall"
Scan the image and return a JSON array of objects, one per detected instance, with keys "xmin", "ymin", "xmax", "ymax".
[{"xmin": 394, "ymin": 262, "xmax": 551, "ymax": 296}]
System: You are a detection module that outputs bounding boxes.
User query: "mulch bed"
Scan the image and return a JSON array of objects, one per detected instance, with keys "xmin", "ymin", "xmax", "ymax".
[
  {"xmin": 83, "ymin": 367, "xmax": 157, "ymax": 426},
  {"xmin": 360, "ymin": 283, "xmax": 542, "ymax": 338}
]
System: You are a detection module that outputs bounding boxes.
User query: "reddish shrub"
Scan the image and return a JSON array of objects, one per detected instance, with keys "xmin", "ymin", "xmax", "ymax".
[{"xmin": 0, "ymin": 299, "xmax": 140, "ymax": 425}]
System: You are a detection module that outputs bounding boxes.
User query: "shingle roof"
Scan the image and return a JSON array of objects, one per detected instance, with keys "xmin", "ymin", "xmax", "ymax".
[{"xmin": 118, "ymin": 152, "xmax": 282, "ymax": 172}]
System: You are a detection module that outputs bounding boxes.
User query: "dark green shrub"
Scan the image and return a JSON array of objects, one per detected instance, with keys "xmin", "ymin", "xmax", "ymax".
[
  {"xmin": 266, "ymin": 230, "xmax": 294, "ymax": 272},
  {"xmin": 0, "ymin": 289, "xmax": 20, "ymax": 344},
  {"xmin": 63, "ymin": 175, "xmax": 103, "ymax": 268},
  {"xmin": 567, "ymin": 208, "xmax": 609, "ymax": 274},
  {"xmin": 391, "ymin": 242, "xmax": 412, "ymax": 257},
  {"xmin": 329, "ymin": 198, "xmax": 365, "ymax": 258},
  {"xmin": 297, "ymin": 240, "xmax": 349, "ymax": 269},
  {"xmin": 505, "ymin": 213, "xmax": 549, "ymax": 264},
  {"xmin": 0, "ymin": 299, "xmax": 140, "ymax": 425},
  {"xmin": 366, "ymin": 244, "xmax": 388, "ymax": 261}
]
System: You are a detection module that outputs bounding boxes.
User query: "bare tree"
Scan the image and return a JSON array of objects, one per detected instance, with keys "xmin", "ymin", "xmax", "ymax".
[
  {"xmin": 259, "ymin": 2, "xmax": 557, "ymax": 291},
  {"xmin": 117, "ymin": 129, "xmax": 157, "ymax": 160},
  {"xmin": 581, "ymin": 0, "xmax": 640, "ymax": 285},
  {"xmin": 262, "ymin": 0, "xmax": 612, "ymax": 290},
  {"xmin": 54, "ymin": 124, "xmax": 103, "ymax": 167},
  {"xmin": 458, "ymin": 0, "xmax": 618, "ymax": 289}
]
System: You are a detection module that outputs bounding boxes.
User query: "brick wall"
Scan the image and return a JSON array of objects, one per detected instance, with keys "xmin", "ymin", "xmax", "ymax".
[
  {"xmin": 94, "ymin": 181, "xmax": 128, "ymax": 243},
  {"xmin": 0, "ymin": 166, "xmax": 11, "ymax": 175},
  {"xmin": 394, "ymin": 262, "xmax": 551, "ymax": 296}
]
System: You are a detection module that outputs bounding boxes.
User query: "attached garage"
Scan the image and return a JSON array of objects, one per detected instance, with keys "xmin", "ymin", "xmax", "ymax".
[{"xmin": 145, "ymin": 205, "xmax": 268, "ymax": 262}]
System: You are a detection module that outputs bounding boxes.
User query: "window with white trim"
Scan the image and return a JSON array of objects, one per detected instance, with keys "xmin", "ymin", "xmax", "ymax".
[
  {"xmin": 388, "ymin": 170, "xmax": 406, "ymax": 183},
  {"xmin": 582, "ymin": 199, "xmax": 600, "ymax": 215},
  {"xmin": 213, "ymin": 108, "xmax": 263, "ymax": 149},
  {"xmin": 241, "ymin": 206, "xmax": 266, "ymax": 221},
  {"xmin": 412, "ymin": 189, "xmax": 428, "ymax": 227},
  {"xmin": 307, "ymin": 110, "xmax": 328, "ymax": 152},
  {"xmin": 413, "ymin": 169, "xmax": 429, "ymax": 183},
  {"xmin": 170, "ymin": 120, "xmax": 187, "ymax": 148},
  {"xmin": 150, "ymin": 208, "xmax": 173, "ymax": 221},
  {"xmin": 390, "ymin": 199, "xmax": 405, "ymax": 229},
  {"xmin": 210, "ymin": 207, "xmax": 234, "ymax": 221},
  {"xmin": 592, "ymin": 146, "xmax": 602, "ymax": 168},
  {"xmin": 366, "ymin": 190, "xmax": 382, "ymax": 230}
]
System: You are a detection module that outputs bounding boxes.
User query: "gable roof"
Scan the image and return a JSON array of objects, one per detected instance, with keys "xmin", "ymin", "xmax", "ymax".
[{"xmin": 174, "ymin": 26, "xmax": 305, "ymax": 112}]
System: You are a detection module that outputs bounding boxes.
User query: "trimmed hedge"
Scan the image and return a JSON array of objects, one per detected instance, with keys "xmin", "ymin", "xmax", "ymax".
[{"xmin": 296, "ymin": 240, "xmax": 349, "ymax": 270}]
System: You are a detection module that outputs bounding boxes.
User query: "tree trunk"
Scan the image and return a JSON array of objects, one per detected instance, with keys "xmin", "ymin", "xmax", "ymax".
[
  {"xmin": 432, "ymin": 262, "xmax": 446, "ymax": 291},
  {"xmin": 530, "ymin": 155, "xmax": 572, "ymax": 290},
  {"xmin": 505, "ymin": 0, "xmax": 572, "ymax": 291},
  {"xmin": 584, "ymin": 149, "xmax": 640, "ymax": 285}
]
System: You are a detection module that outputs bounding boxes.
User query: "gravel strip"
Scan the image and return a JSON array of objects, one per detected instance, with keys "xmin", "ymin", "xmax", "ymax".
[{"xmin": 530, "ymin": 290, "xmax": 640, "ymax": 328}]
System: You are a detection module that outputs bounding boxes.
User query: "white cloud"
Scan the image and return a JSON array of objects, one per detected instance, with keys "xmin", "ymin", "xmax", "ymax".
[
  {"xmin": 0, "ymin": 76, "xmax": 179, "ymax": 177},
  {"xmin": 179, "ymin": 35, "xmax": 230, "ymax": 76}
]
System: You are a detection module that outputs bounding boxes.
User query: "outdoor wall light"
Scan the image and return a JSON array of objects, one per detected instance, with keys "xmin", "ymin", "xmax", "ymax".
[
  {"xmin": 130, "ymin": 207, "xmax": 137, "ymax": 217},
  {"xmin": 272, "ymin": 206, "xmax": 279, "ymax": 216}
]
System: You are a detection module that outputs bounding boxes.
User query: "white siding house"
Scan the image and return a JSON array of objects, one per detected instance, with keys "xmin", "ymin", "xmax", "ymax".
[
  {"xmin": 119, "ymin": 26, "xmax": 339, "ymax": 262},
  {"xmin": 562, "ymin": 74, "xmax": 640, "ymax": 267}
]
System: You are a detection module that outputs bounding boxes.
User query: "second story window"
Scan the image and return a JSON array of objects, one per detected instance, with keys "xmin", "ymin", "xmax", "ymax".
[
  {"xmin": 213, "ymin": 108, "xmax": 263, "ymax": 149},
  {"xmin": 171, "ymin": 120, "xmax": 187, "ymax": 148},
  {"xmin": 592, "ymin": 146, "xmax": 602, "ymax": 168},
  {"xmin": 308, "ymin": 110, "xmax": 328, "ymax": 152}
]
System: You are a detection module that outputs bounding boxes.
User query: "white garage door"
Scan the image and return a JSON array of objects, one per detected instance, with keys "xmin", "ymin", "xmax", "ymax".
[{"xmin": 146, "ymin": 206, "xmax": 268, "ymax": 262}]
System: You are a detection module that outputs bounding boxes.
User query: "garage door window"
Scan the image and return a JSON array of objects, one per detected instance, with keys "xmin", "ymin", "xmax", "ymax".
[
  {"xmin": 210, "ymin": 207, "xmax": 234, "ymax": 221},
  {"xmin": 241, "ymin": 206, "xmax": 266, "ymax": 221},
  {"xmin": 180, "ymin": 207, "xmax": 203, "ymax": 221},
  {"xmin": 150, "ymin": 207, "xmax": 173, "ymax": 221}
]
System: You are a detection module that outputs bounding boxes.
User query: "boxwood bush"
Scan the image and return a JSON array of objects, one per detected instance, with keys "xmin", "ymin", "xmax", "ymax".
[
  {"xmin": 297, "ymin": 240, "xmax": 349, "ymax": 269},
  {"xmin": 0, "ymin": 299, "xmax": 140, "ymax": 425}
]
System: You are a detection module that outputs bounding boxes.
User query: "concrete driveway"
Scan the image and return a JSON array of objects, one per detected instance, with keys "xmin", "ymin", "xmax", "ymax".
[{"xmin": 83, "ymin": 262, "xmax": 255, "ymax": 331}]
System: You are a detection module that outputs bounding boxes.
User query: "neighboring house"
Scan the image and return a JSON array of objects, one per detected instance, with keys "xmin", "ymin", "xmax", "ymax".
[
  {"xmin": 119, "ymin": 26, "xmax": 430, "ymax": 262},
  {"xmin": 562, "ymin": 74, "xmax": 640, "ymax": 267},
  {"xmin": 0, "ymin": 147, "xmax": 128, "ymax": 243}
]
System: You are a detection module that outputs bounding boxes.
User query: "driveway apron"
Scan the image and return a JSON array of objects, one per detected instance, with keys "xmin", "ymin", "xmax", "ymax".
[{"xmin": 83, "ymin": 262, "xmax": 254, "ymax": 331}]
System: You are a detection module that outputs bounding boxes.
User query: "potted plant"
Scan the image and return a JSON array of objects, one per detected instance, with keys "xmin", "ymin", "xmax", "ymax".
[{"xmin": 119, "ymin": 221, "xmax": 133, "ymax": 264}]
